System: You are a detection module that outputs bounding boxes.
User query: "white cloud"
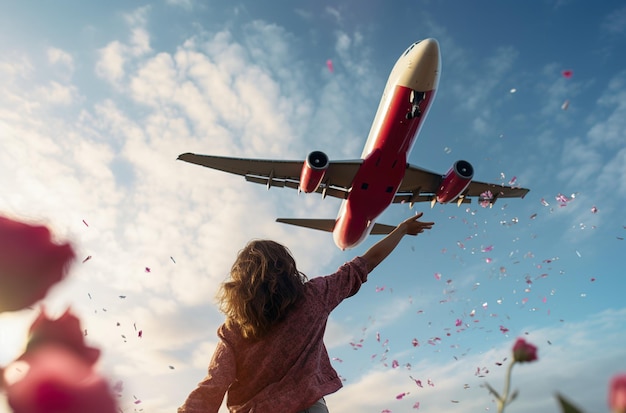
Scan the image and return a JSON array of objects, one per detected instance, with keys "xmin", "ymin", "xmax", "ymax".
[
  {"xmin": 47, "ymin": 47, "xmax": 74, "ymax": 76},
  {"xmin": 326, "ymin": 307, "xmax": 626, "ymax": 412},
  {"xmin": 95, "ymin": 40, "xmax": 127, "ymax": 84},
  {"xmin": 95, "ymin": 7, "xmax": 152, "ymax": 86}
]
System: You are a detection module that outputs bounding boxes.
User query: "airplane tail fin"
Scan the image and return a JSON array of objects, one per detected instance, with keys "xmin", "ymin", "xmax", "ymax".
[
  {"xmin": 276, "ymin": 218, "xmax": 336, "ymax": 232},
  {"xmin": 276, "ymin": 218, "xmax": 397, "ymax": 235}
]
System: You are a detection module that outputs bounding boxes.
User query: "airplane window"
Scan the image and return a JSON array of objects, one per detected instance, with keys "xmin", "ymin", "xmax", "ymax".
[
  {"xmin": 361, "ymin": 183, "xmax": 369, "ymax": 190},
  {"xmin": 386, "ymin": 186, "xmax": 394, "ymax": 193},
  {"xmin": 402, "ymin": 41, "xmax": 421, "ymax": 56}
]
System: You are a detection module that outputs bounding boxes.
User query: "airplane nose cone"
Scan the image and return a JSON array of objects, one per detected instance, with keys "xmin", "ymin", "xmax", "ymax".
[
  {"xmin": 400, "ymin": 38, "xmax": 440, "ymax": 91},
  {"xmin": 413, "ymin": 38, "xmax": 440, "ymax": 62}
]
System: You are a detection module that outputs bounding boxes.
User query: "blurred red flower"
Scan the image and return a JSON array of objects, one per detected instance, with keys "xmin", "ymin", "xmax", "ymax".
[
  {"xmin": 609, "ymin": 374, "xmax": 626, "ymax": 413},
  {"xmin": 0, "ymin": 216, "xmax": 75, "ymax": 313},
  {"xmin": 512, "ymin": 338, "xmax": 538, "ymax": 363},
  {"xmin": 4, "ymin": 309, "xmax": 118, "ymax": 413}
]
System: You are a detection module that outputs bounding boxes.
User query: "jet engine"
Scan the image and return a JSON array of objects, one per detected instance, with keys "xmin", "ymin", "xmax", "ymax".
[
  {"xmin": 436, "ymin": 160, "xmax": 474, "ymax": 203},
  {"xmin": 299, "ymin": 151, "xmax": 329, "ymax": 193}
]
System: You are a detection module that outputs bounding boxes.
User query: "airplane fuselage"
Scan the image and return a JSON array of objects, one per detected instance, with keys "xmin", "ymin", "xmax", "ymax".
[{"xmin": 333, "ymin": 39, "xmax": 441, "ymax": 249}]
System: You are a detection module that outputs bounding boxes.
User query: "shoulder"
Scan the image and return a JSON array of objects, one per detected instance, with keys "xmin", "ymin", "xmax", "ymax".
[{"xmin": 302, "ymin": 256, "xmax": 369, "ymax": 309}]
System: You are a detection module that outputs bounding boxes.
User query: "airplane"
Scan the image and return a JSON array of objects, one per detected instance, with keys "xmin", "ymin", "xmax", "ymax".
[{"xmin": 178, "ymin": 38, "xmax": 529, "ymax": 250}]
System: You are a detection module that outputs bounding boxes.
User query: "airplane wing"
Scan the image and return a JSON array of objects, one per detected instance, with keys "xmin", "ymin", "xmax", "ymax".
[
  {"xmin": 177, "ymin": 153, "xmax": 362, "ymax": 199},
  {"xmin": 393, "ymin": 163, "xmax": 529, "ymax": 205}
]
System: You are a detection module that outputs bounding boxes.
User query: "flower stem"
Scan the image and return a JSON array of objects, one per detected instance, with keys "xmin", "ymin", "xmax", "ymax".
[{"xmin": 498, "ymin": 360, "xmax": 516, "ymax": 413}]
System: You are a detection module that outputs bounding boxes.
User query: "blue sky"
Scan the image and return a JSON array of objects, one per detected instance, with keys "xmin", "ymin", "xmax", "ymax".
[{"xmin": 1, "ymin": 1, "xmax": 625, "ymax": 412}]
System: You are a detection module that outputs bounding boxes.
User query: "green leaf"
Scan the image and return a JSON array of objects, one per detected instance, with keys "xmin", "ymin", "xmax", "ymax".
[{"xmin": 556, "ymin": 393, "xmax": 585, "ymax": 413}]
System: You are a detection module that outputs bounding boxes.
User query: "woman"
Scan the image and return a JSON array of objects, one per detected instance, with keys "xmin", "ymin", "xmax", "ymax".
[{"xmin": 178, "ymin": 213, "xmax": 434, "ymax": 413}]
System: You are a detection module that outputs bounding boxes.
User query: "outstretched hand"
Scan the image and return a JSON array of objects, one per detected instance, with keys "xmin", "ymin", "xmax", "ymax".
[
  {"xmin": 399, "ymin": 212, "xmax": 435, "ymax": 236},
  {"xmin": 362, "ymin": 212, "xmax": 435, "ymax": 272}
]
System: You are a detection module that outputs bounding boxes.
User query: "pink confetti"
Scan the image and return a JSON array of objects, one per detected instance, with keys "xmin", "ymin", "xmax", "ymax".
[
  {"xmin": 427, "ymin": 378, "xmax": 434, "ymax": 387},
  {"xmin": 562, "ymin": 70, "xmax": 573, "ymax": 78},
  {"xmin": 541, "ymin": 198, "xmax": 550, "ymax": 206},
  {"xmin": 411, "ymin": 376, "xmax": 423, "ymax": 387},
  {"xmin": 145, "ymin": 267, "xmax": 151, "ymax": 273},
  {"xmin": 561, "ymin": 99, "xmax": 570, "ymax": 110},
  {"xmin": 332, "ymin": 357, "xmax": 343, "ymax": 362},
  {"xmin": 508, "ymin": 176, "xmax": 517, "ymax": 185},
  {"xmin": 82, "ymin": 255, "xmax": 92, "ymax": 263},
  {"xmin": 396, "ymin": 392, "xmax": 409, "ymax": 400},
  {"xmin": 392, "ymin": 360, "xmax": 399, "ymax": 368},
  {"xmin": 412, "ymin": 338, "xmax": 419, "ymax": 347},
  {"xmin": 82, "ymin": 219, "xmax": 89, "ymax": 227},
  {"xmin": 138, "ymin": 330, "xmax": 143, "ymax": 338},
  {"xmin": 480, "ymin": 190, "xmax": 493, "ymax": 200},
  {"xmin": 413, "ymin": 402, "xmax": 420, "ymax": 409},
  {"xmin": 326, "ymin": 59, "xmax": 334, "ymax": 73},
  {"xmin": 481, "ymin": 245, "xmax": 493, "ymax": 253},
  {"xmin": 591, "ymin": 206, "xmax": 598, "ymax": 213},
  {"xmin": 499, "ymin": 325, "xmax": 509, "ymax": 334},
  {"xmin": 455, "ymin": 319, "xmax": 462, "ymax": 327},
  {"xmin": 485, "ymin": 257, "xmax": 492, "ymax": 263},
  {"xmin": 376, "ymin": 286, "xmax": 385, "ymax": 292},
  {"xmin": 112, "ymin": 380, "xmax": 123, "ymax": 393},
  {"xmin": 434, "ymin": 272, "xmax": 441, "ymax": 280}
]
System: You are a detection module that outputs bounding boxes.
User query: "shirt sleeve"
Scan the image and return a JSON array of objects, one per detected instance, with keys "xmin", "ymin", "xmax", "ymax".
[
  {"xmin": 177, "ymin": 339, "xmax": 236, "ymax": 413},
  {"xmin": 309, "ymin": 256, "xmax": 369, "ymax": 312}
]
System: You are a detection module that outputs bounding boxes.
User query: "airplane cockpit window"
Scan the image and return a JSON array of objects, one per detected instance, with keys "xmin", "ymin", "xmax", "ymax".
[{"xmin": 402, "ymin": 41, "xmax": 421, "ymax": 56}]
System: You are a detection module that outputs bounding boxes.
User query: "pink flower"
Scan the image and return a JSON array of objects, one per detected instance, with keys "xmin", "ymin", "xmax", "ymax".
[
  {"xmin": 609, "ymin": 374, "xmax": 626, "ymax": 412},
  {"xmin": 0, "ymin": 216, "xmax": 75, "ymax": 313},
  {"xmin": 25, "ymin": 309, "xmax": 101, "ymax": 365},
  {"xmin": 4, "ymin": 309, "xmax": 118, "ymax": 413},
  {"xmin": 512, "ymin": 338, "xmax": 538, "ymax": 363}
]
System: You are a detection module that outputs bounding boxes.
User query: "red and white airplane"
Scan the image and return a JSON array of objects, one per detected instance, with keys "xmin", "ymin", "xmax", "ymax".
[{"xmin": 179, "ymin": 38, "xmax": 529, "ymax": 249}]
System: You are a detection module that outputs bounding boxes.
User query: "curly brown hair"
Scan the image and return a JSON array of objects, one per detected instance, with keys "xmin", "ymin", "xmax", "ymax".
[{"xmin": 218, "ymin": 240, "xmax": 308, "ymax": 340}]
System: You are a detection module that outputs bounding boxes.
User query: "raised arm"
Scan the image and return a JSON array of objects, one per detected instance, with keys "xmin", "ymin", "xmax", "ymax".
[{"xmin": 361, "ymin": 212, "xmax": 434, "ymax": 273}]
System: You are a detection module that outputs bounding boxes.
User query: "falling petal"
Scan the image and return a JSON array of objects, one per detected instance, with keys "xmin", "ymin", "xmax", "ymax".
[
  {"xmin": 562, "ymin": 70, "xmax": 573, "ymax": 78},
  {"xmin": 326, "ymin": 59, "xmax": 334, "ymax": 73}
]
